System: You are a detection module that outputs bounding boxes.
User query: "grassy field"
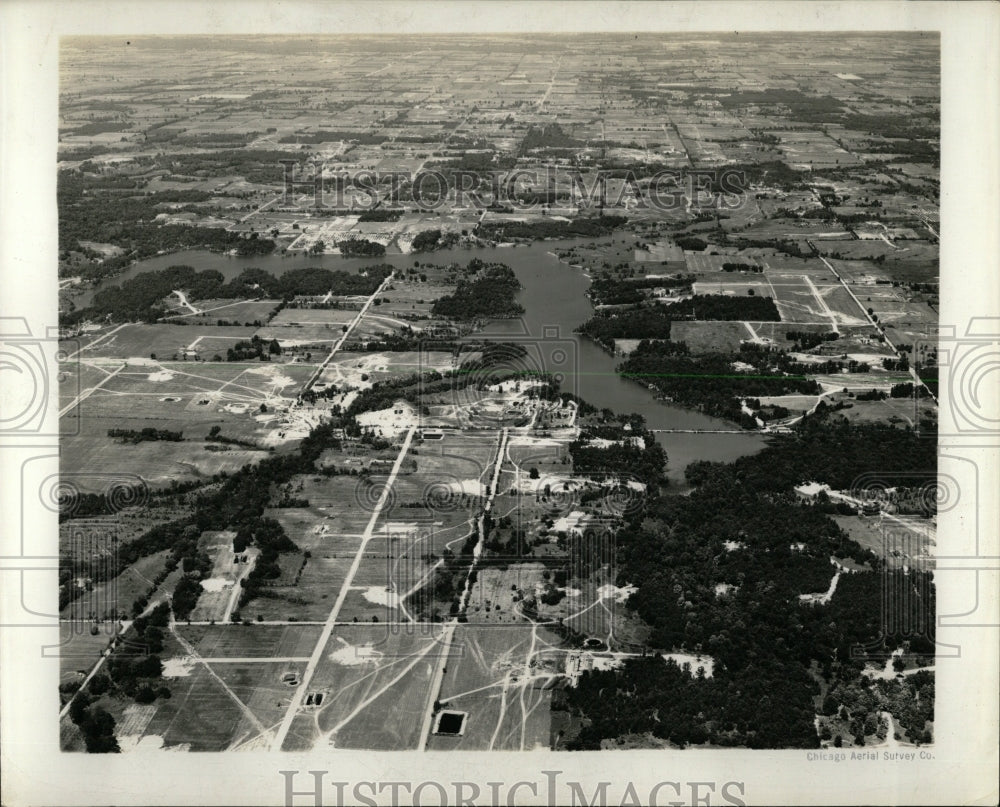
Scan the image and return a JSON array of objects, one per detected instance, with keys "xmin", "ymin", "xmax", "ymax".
[
  {"xmin": 57, "ymin": 622, "xmax": 117, "ymax": 683},
  {"xmin": 102, "ymin": 626, "xmax": 324, "ymax": 751},
  {"xmin": 143, "ymin": 657, "xmax": 308, "ymax": 751},
  {"xmin": 692, "ymin": 279, "xmax": 772, "ymax": 297},
  {"xmin": 59, "ymin": 362, "xmax": 109, "ymax": 410},
  {"xmin": 62, "ymin": 549, "xmax": 172, "ymax": 622},
  {"xmin": 173, "ymin": 624, "xmax": 324, "ymax": 658},
  {"xmin": 832, "ymin": 514, "xmax": 935, "ymax": 568},
  {"xmin": 62, "ymin": 428, "xmax": 273, "ymax": 490},
  {"xmin": 240, "ymin": 553, "xmax": 357, "ymax": 622},
  {"xmin": 60, "ymin": 359, "xmax": 321, "ymax": 488},
  {"xmin": 189, "ymin": 531, "xmax": 241, "ymax": 623},
  {"xmin": 670, "ymin": 321, "xmax": 748, "ymax": 352},
  {"xmin": 281, "ymin": 624, "xmax": 445, "ymax": 751},
  {"xmin": 75, "ymin": 324, "xmax": 257, "ymax": 360},
  {"xmin": 166, "ymin": 299, "xmax": 281, "ymax": 325}
]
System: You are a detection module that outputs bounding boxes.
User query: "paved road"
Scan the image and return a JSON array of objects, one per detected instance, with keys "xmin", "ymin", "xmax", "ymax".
[
  {"xmin": 270, "ymin": 425, "xmax": 417, "ymax": 751},
  {"xmin": 817, "ymin": 254, "xmax": 937, "ymax": 402},
  {"xmin": 301, "ymin": 270, "xmax": 396, "ymax": 395},
  {"xmin": 417, "ymin": 428, "xmax": 508, "ymax": 750}
]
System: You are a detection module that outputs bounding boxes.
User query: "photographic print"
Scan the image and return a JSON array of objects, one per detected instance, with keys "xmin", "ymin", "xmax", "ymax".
[
  {"xmin": 1, "ymin": 3, "xmax": 997, "ymax": 806},
  {"xmin": 54, "ymin": 30, "xmax": 941, "ymax": 755}
]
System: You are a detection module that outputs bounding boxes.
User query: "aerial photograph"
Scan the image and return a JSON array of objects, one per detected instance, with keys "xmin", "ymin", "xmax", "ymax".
[{"xmin": 56, "ymin": 32, "xmax": 939, "ymax": 753}]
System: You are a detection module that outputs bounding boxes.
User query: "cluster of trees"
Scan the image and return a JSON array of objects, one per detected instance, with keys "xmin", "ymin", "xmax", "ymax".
[
  {"xmin": 674, "ymin": 235, "xmax": 708, "ymax": 251},
  {"xmin": 226, "ymin": 335, "xmax": 281, "ymax": 362},
  {"xmin": 840, "ymin": 114, "xmax": 938, "ymax": 141},
  {"xmin": 427, "ymin": 151, "xmax": 517, "ymax": 173},
  {"xmin": 61, "ymin": 603, "xmax": 174, "ymax": 747},
  {"xmin": 563, "ymin": 654, "xmax": 820, "ymax": 749},
  {"xmin": 820, "ymin": 666, "xmax": 934, "ymax": 747},
  {"xmin": 662, "ymin": 294, "xmax": 780, "ymax": 322},
  {"xmin": 618, "ymin": 341, "xmax": 819, "ymax": 422},
  {"xmin": 357, "ymin": 208, "xmax": 403, "ymax": 222},
  {"xmin": 237, "ymin": 518, "xmax": 301, "ymax": 608},
  {"xmin": 339, "ymin": 238, "xmax": 386, "ymax": 257},
  {"xmin": 66, "ymin": 691, "xmax": 119, "ymax": 753},
  {"xmin": 57, "ymin": 484, "xmax": 150, "ymax": 522},
  {"xmin": 478, "ymin": 215, "xmax": 628, "ymax": 242},
  {"xmin": 733, "ymin": 237, "xmax": 814, "ymax": 259},
  {"xmin": 722, "ymin": 262, "xmax": 762, "ymax": 273},
  {"xmin": 81, "ymin": 265, "xmax": 228, "ymax": 323},
  {"xmin": 579, "ymin": 295, "xmax": 779, "ymax": 350},
  {"xmin": 342, "ymin": 344, "xmax": 534, "ymax": 419},
  {"xmin": 129, "ymin": 560, "xmax": 177, "ymax": 618},
  {"xmin": 167, "ymin": 525, "xmax": 215, "ymax": 620},
  {"xmin": 565, "ymin": 417, "xmax": 935, "ymax": 749},
  {"xmin": 431, "ymin": 260, "xmax": 524, "ymax": 320},
  {"xmin": 146, "ymin": 148, "xmax": 300, "ymax": 183},
  {"xmin": 588, "ymin": 275, "xmax": 693, "ymax": 306},
  {"xmin": 684, "ymin": 418, "xmax": 936, "ymax": 494},
  {"xmin": 706, "ymin": 88, "xmax": 844, "ymax": 123},
  {"xmin": 107, "ymin": 428, "xmax": 183, "ymax": 444},
  {"xmin": 518, "ymin": 122, "xmax": 584, "ymax": 155},
  {"xmin": 412, "ymin": 229, "xmax": 443, "ymax": 252},
  {"xmin": 569, "ymin": 420, "xmax": 667, "ymax": 489},
  {"xmin": 72, "ymin": 264, "xmax": 392, "ymax": 325},
  {"xmin": 279, "ymin": 130, "xmax": 389, "ymax": 145},
  {"xmin": 411, "ymin": 229, "xmax": 460, "ymax": 252},
  {"xmin": 57, "ymin": 517, "xmax": 188, "ymax": 615},
  {"xmin": 577, "ymin": 308, "xmax": 673, "ymax": 346},
  {"xmin": 786, "ymin": 330, "xmax": 839, "ymax": 351},
  {"xmin": 237, "ymin": 265, "xmax": 391, "ymax": 298},
  {"xmin": 207, "ymin": 424, "xmax": 264, "ymax": 449},
  {"xmin": 58, "ymin": 172, "xmax": 276, "ymax": 286}
]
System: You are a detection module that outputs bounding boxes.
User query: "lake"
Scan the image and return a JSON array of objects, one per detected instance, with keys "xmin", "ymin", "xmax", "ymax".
[{"xmin": 80, "ymin": 241, "xmax": 767, "ymax": 483}]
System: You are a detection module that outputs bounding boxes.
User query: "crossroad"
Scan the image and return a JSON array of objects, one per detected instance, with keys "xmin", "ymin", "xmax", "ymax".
[
  {"xmin": 817, "ymin": 254, "xmax": 937, "ymax": 402},
  {"xmin": 301, "ymin": 270, "xmax": 396, "ymax": 395}
]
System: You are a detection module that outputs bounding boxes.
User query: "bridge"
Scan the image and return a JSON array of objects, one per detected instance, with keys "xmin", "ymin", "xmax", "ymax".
[{"xmin": 646, "ymin": 428, "xmax": 753, "ymax": 435}]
